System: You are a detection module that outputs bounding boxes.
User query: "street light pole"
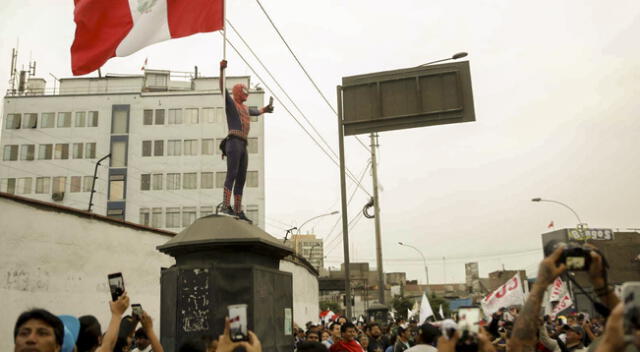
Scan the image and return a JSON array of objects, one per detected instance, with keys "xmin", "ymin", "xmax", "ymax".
[
  {"xmin": 297, "ymin": 211, "xmax": 339, "ymax": 234},
  {"xmin": 370, "ymin": 132, "xmax": 385, "ymax": 304},
  {"xmin": 398, "ymin": 242, "xmax": 429, "ymax": 286},
  {"xmin": 531, "ymin": 198, "xmax": 584, "ymax": 228},
  {"xmin": 418, "ymin": 52, "xmax": 468, "ymax": 66}
]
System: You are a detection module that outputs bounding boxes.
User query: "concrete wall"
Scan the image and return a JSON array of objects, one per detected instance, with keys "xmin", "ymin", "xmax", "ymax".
[
  {"xmin": 0, "ymin": 195, "xmax": 175, "ymax": 351},
  {"xmin": 279, "ymin": 260, "xmax": 319, "ymax": 327}
]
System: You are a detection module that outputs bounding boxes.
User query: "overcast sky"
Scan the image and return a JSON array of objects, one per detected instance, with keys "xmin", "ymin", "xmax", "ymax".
[{"xmin": 1, "ymin": 0, "xmax": 639, "ymax": 284}]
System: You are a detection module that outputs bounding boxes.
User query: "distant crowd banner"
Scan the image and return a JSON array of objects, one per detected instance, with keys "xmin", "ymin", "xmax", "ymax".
[
  {"xmin": 551, "ymin": 294, "xmax": 574, "ymax": 319},
  {"xmin": 481, "ymin": 273, "xmax": 525, "ymax": 316},
  {"xmin": 549, "ymin": 277, "xmax": 568, "ymax": 302}
]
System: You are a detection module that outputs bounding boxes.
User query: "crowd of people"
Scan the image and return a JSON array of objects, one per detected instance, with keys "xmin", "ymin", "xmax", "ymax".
[{"xmin": 12, "ymin": 245, "xmax": 638, "ymax": 352}]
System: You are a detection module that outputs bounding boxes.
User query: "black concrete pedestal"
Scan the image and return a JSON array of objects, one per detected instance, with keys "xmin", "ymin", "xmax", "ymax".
[{"xmin": 157, "ymin": 215, "xmax": 294, "ymax": 352}]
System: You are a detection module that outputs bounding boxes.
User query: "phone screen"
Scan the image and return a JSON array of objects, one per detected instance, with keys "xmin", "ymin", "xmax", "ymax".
[
  {"xmin": 132, "ymin": 304, "xmax": 143, "ymax": 318},
  {"xmin": 458, "ymin": 307, "xmax": 483, "ymax": 334},
  {"xmin": 108, "ymin": 273, "xmax": 125, "ymax": 301},
  {"xmin": 228, "ymin": 304, "xmax": 248, "ymax": 342},
  {"xmin": 269, "ymin": 97, "xmax": 274, "ymax": 106}
]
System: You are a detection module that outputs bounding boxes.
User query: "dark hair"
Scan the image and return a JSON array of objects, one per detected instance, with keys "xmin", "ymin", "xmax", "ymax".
[
  {"xmin": 134, "ymin": 327, "xmax": 148, "ymax": 339},
  {"xmin": 418, "ymin": 323, "xmax": 440, "ymax": 345},
  {"xmin": 297, "ymin": 341, "xmax": 328, "ymax": 352},
  {"xmin": 306, "ymin": 330, "xmax": 320, "ymax": 337},
  {"xmin": 367, "ymin": 322, "xmax": 380, "ymax": 330},
  {"xmin": 329, "ymin": 322, "xmax": 341, "ymax": 330},
  {"xmin": 14, "ymin": 308, "xmax": 64, "ymax": 346},
  {"xmin": 77, "ymin": 315, "xmax": 102, "ymax": 352},
  {"xmin": 341, "ymin": 322, "xmax": 356, "ymax": 333},
  {"xmin": 114, "ymin": 336, "xmax": 131, "ymax": 352}
]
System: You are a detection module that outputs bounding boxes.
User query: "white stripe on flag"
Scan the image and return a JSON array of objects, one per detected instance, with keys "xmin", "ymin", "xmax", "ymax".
[{"xmin": 116, "ymin": 0, "xmax": 171, "ymax": 57}]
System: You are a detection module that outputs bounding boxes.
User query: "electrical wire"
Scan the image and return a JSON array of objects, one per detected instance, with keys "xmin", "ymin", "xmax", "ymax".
[{"xmin": 252, "ymin": 0, "xmax": 371, "ymax": 153}]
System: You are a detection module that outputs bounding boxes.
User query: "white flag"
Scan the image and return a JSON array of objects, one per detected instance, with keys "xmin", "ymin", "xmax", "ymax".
[
  {"xmin": 419, "ymin": 293, "xmax": 434, "ymax": 324},
  {"xmin": 551, "ymin": 294, "xmax": 574, "ymax": 318},
  {"xmin": 407, "ymin": 308, "xmax": 413, "ymax": 320},
  {"xmin": 481, "ymin": 273, "xmax": 525, "ymax": 316},
  {"xmin": 549, "ymin": 278, "xmax": 567, "ymax": 302},
  {"xmin": 439, "ymin": 304, "xmax": 444, "ymax": 319}
]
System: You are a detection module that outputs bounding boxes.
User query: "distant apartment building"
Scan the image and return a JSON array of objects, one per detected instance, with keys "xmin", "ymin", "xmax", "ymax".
[
  {"xmin": 0, "ymin": 69, "xmax": 266, "ymax": 230},
  {"xmin": 288, "ymin": 234, "xmax": 324, "ymax": 270}
]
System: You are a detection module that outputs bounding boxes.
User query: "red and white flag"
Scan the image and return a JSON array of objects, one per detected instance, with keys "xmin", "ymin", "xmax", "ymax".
[
  {"xmin": 481, "ymin": 273, "xmax": 525, "ymax": 316},
  {"xmin": 550, "ymin": 294, "xmax": 574, "ymax": 319},
  {"xmin": 548, "ymin": 220, "xmax": 555, "ymax": 229},
  {"xmin": 71, "ymin": 0, "xmax": 224, "ymax": 75}
]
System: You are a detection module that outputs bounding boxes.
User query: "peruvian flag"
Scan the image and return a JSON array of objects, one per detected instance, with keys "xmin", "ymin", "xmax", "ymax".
[{"xmin": 71, "ymin": 0, "xmax": 224, "ymax": 75}]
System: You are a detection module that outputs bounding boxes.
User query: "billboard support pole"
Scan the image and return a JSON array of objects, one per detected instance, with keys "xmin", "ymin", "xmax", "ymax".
[{"xmin": 337, "ymin": 85, "xmax": 353, "ymax": 317}]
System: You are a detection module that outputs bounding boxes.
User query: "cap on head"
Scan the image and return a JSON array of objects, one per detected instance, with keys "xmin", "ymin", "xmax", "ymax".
[{"xmin": 58, "ymin": 315, "xmax": 80, "ymax": 352}]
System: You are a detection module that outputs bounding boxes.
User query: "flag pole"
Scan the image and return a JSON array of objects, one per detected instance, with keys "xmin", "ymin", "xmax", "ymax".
[{"xmin": 222, "ymin": 0, "xmax": 227, "ymax": 110}]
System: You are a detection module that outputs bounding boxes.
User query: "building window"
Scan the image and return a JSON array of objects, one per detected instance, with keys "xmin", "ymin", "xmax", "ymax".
[
  {"xmin": 153, "ymin": 140, "xmax": 164, "ymax": 156},
  {"xmin": 167, "ymin": 173, "xmax": 181, "ymax": 190},
  {"xmin": 201, "ymin": 172, "xmax": 214, "ymax": 189},
  {"xmin": 73, "ymin": 143, "xmax": 84, "ymax": 159},
  {"xmin": 107, "ymin": 209, "xmax": 124, "ymax": 220},
  {"xmin": 23, "ymin": 113, "xmax": 38, "ymax": 128},
  {"xmin": 168, "ymin": 140, "xmax": 182, "ymax": 156},
  {"xmin": 166, "ymin": 207, "xmax": 180, "ymax": 228},
  {"xmin": 142, "ymin": 141, "xmax": 152, "ymax": 157},
  {"xmin": 20, "ymin": 145, "xmax": 35, "ymax": 161},
  {"xmin": 183, "ymin": 173, "xmax": 197, "ymax": 189},
  {"xmin": 151, "ymin": 207, "xmax": 163, "ymax": 228},
  {"xmin": 152, "ymin": 174, "xmax": 163, "ymax": 190},
  {"xmin": 246, "ymin": 205, "xmax": 259, "ymax": 226},
  {"xmin": 54, "ymin": 144, "xmax": 69, "ymax": 159},
  {"xmin": 248, "ymin": 138, "xmax": 258, "ymax": 154},
  {"xmin": 109, "ymin": 174, "xmax": 125, "ymax": 201},
  {"xmin": 154, "ymin": 109, "xmax": 165, "ymax": 124},
  {"xmin": 3, "ymin": 145, "xmax": 18, "ymax": 161},
  {"xmin": 141, "ymin": 174, "xmax": 151, "ymax": 191},
  {"xmin": 112, "ymin": 110, "xmax": 128, "ymax": 134},
  {"xmin": 75, "ymin": 112, "xmax": 86, "ymax": 127},
  {"xmin": 83, "ymin": 176, "xmax": 93, "ymax": 192},
  {"xmin": 246, "ymin": 171, "xmax": 258, "ymax": 187},
  {"xmin": 88, "ymin": 111, "xmax": 99, "ymax": 127},
  {"xmin": 5, "ymin": 113, "xmax": 21, "ymax": 129},
  {"xmin": 57, "ymin": 112, "xmax": 72, "ymax": 127},
  {"xmin": 168, "ymin": 109, "xmax": 182, "ymax": 124},
  {"xmin": 201, "ymin": 139, "xmax": 215, "ymax": 155},
  {"xmin": 70, "ymin": 176, "xmax": 82, "ymax": 193},
  {"xmin": 139, "ymin": 208, "xmax": 150, "ymax": 226},
  {"xmin": 185, "ymin": 108, "xmax": 198, "ymax": 124},
  {"xmin": 17, "ymin": 177, "xmax": 32, "ymax": 195},
  {"xmin": 1, "ymin": 178, "xmax": 16, "ymax": 194},
  {"xmin": 111, "ymin": 141, "xmax": 127, "ymax": 167},
  {"xmin": 41, "ymin": 113, "xmax": 55, "ymax": 128},
  {"xmin": 52, "ymin": 176, "xmax": 66, "ymax": 194},
  {"xmin": 200, "ymin": 206, "xmax": 213, "ymax": 217},
  {"xmin": 215, "ymin": 172, "xmax": 226, "ymax": 188},
  {"xmin": 38, "ymin": 144, "xmax": 53, "ymax": 160},
  {"xmin": 182, "ymin": 207, "xmax": 197, "ymax": 227},
  {"xmin": 143, "ymin": 110, "xmax": 153, "ymax": 125},
  {"xmin": 203, "ymin": 108, "xmax": 215, "ymax": 124},
  {"xmin": 85, "ymin": 143, "xmax": 97, "ymax": 159},
  {"xmin": 184, "ymin": 139, "xmax": 198, "ymax": 156},
  {"xmin": 36, "ymin": 177, "xmax": 51, "ymax": 194},
  {"xmin": 215, "ymin": 108, "xmax": 225, "ymax": 123}
]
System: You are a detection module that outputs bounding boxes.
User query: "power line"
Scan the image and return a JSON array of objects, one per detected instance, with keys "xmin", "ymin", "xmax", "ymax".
[
  {"xmin": 253, "ymin": 0, "xmax": 371, "ymax": 153},
  {"xmin": 222, "ymin": 34, "xmax": 372, "ymax": 197}
]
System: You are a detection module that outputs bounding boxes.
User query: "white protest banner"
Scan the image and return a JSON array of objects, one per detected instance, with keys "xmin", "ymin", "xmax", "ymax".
[
  {"xmin": 549, "ymin": 278, "xmax": 567, "ymax": 302},
  {"xmin": 551, "ymin": 294, "xmax": 573, "ymax": 318},
  {"xmin": 481, "ymin": 273, "xmax": 525, "ymax": 316}
]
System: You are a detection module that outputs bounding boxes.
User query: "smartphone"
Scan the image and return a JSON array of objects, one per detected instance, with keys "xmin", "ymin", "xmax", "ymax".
[
  {"xmin": 457, "ymin": 307, "xmax": 483, "ymax": 334},
  {"xmin": 268, "ymin": 96, "xmax": 274, "ymax": 106},
  {"xmin": 228, "ymin": 304, "xmax": 248, "ymax": 342},
  {"xmin": 108, "ymin": 272, "xmax": 125, "ymax": 301},
  {"xmin": 622, "ymin": 282, "xmax": 640, "ymax": 337},
  {"xmin": 132, "ymin": 304, "xmax": 143, "ymax": 319}
]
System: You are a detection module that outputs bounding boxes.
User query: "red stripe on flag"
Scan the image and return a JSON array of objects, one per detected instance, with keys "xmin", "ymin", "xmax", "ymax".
[
  {"xmin": 167, "ymin": 0, "xmax": 224, "ymax": 39},
  {"xmin": 71, "ymin": 0, "xmax": 134, "ymax": 75}
]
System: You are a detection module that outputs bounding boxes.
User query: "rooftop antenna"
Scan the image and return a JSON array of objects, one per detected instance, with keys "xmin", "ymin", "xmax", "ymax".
[{"xmin": 8, "ymin": 47, "xmax": 18, "ymax": 94}]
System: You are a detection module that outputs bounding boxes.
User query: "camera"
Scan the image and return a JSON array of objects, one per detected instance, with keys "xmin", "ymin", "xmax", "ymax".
[{"xmin": 544, "ymin": 240, "xmax": 592, "ymax": 271}]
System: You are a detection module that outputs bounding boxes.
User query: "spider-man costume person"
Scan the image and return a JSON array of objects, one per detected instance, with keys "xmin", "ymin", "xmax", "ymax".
[{"xmin": 218, "ymin": 60, "xmax": 273, "ymax": 223}]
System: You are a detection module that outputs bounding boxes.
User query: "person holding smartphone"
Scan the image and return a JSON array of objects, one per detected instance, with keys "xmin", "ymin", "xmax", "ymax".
[{"xmin": 218, "ymin": 60, "xmax": 274, "ymax": 224}]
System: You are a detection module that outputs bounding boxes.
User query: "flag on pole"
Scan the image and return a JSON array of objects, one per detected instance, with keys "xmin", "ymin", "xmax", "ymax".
[
  {"xmin": 480, "ymin": 273, "xmax": 525, "ymax": 316},
  {"xmin": 71, "ymin": 0, "xmax": 224, "ymax": 75},
  {"xmin": 140, "ymin": 57, "xmax": 148, "ymax": 71},
  {"xmin": 438, "ymin": 304, "xmax": 444, "ymax": 319},
  {"xmin": 419, "ymin": 293, "xmax": 434, "ymax": 324},
  {"xmin": 548, "ymin": 220, "xmax": 555, "ymax": 229}
]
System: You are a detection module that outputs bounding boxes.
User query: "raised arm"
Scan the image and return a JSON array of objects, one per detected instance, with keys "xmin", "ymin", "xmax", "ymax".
[
  {"xmin": 140, "ymin": 311, "xmax": 164, "ymax": 352},
  {"xmin": 508, "ymin": 247, "xmax": 566, "ymax": 352},
  {"xmin": 96, "ymin": 293, "xmax": 130, "ymax": 352},
  {"xmin": 219, "ymin": 60, "xmax": 227, "ymax": 92}
]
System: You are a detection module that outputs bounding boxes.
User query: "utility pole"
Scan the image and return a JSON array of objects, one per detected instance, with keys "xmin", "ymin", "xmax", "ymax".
[{"xmin": 370, "ymin": 132, "xmax": 385, "ymax": 304}]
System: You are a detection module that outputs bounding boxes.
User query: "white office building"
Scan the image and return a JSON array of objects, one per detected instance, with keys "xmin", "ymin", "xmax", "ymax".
[{"xmin": 0, "ymin": 69, "xmax": 266, "ymax": 230}]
